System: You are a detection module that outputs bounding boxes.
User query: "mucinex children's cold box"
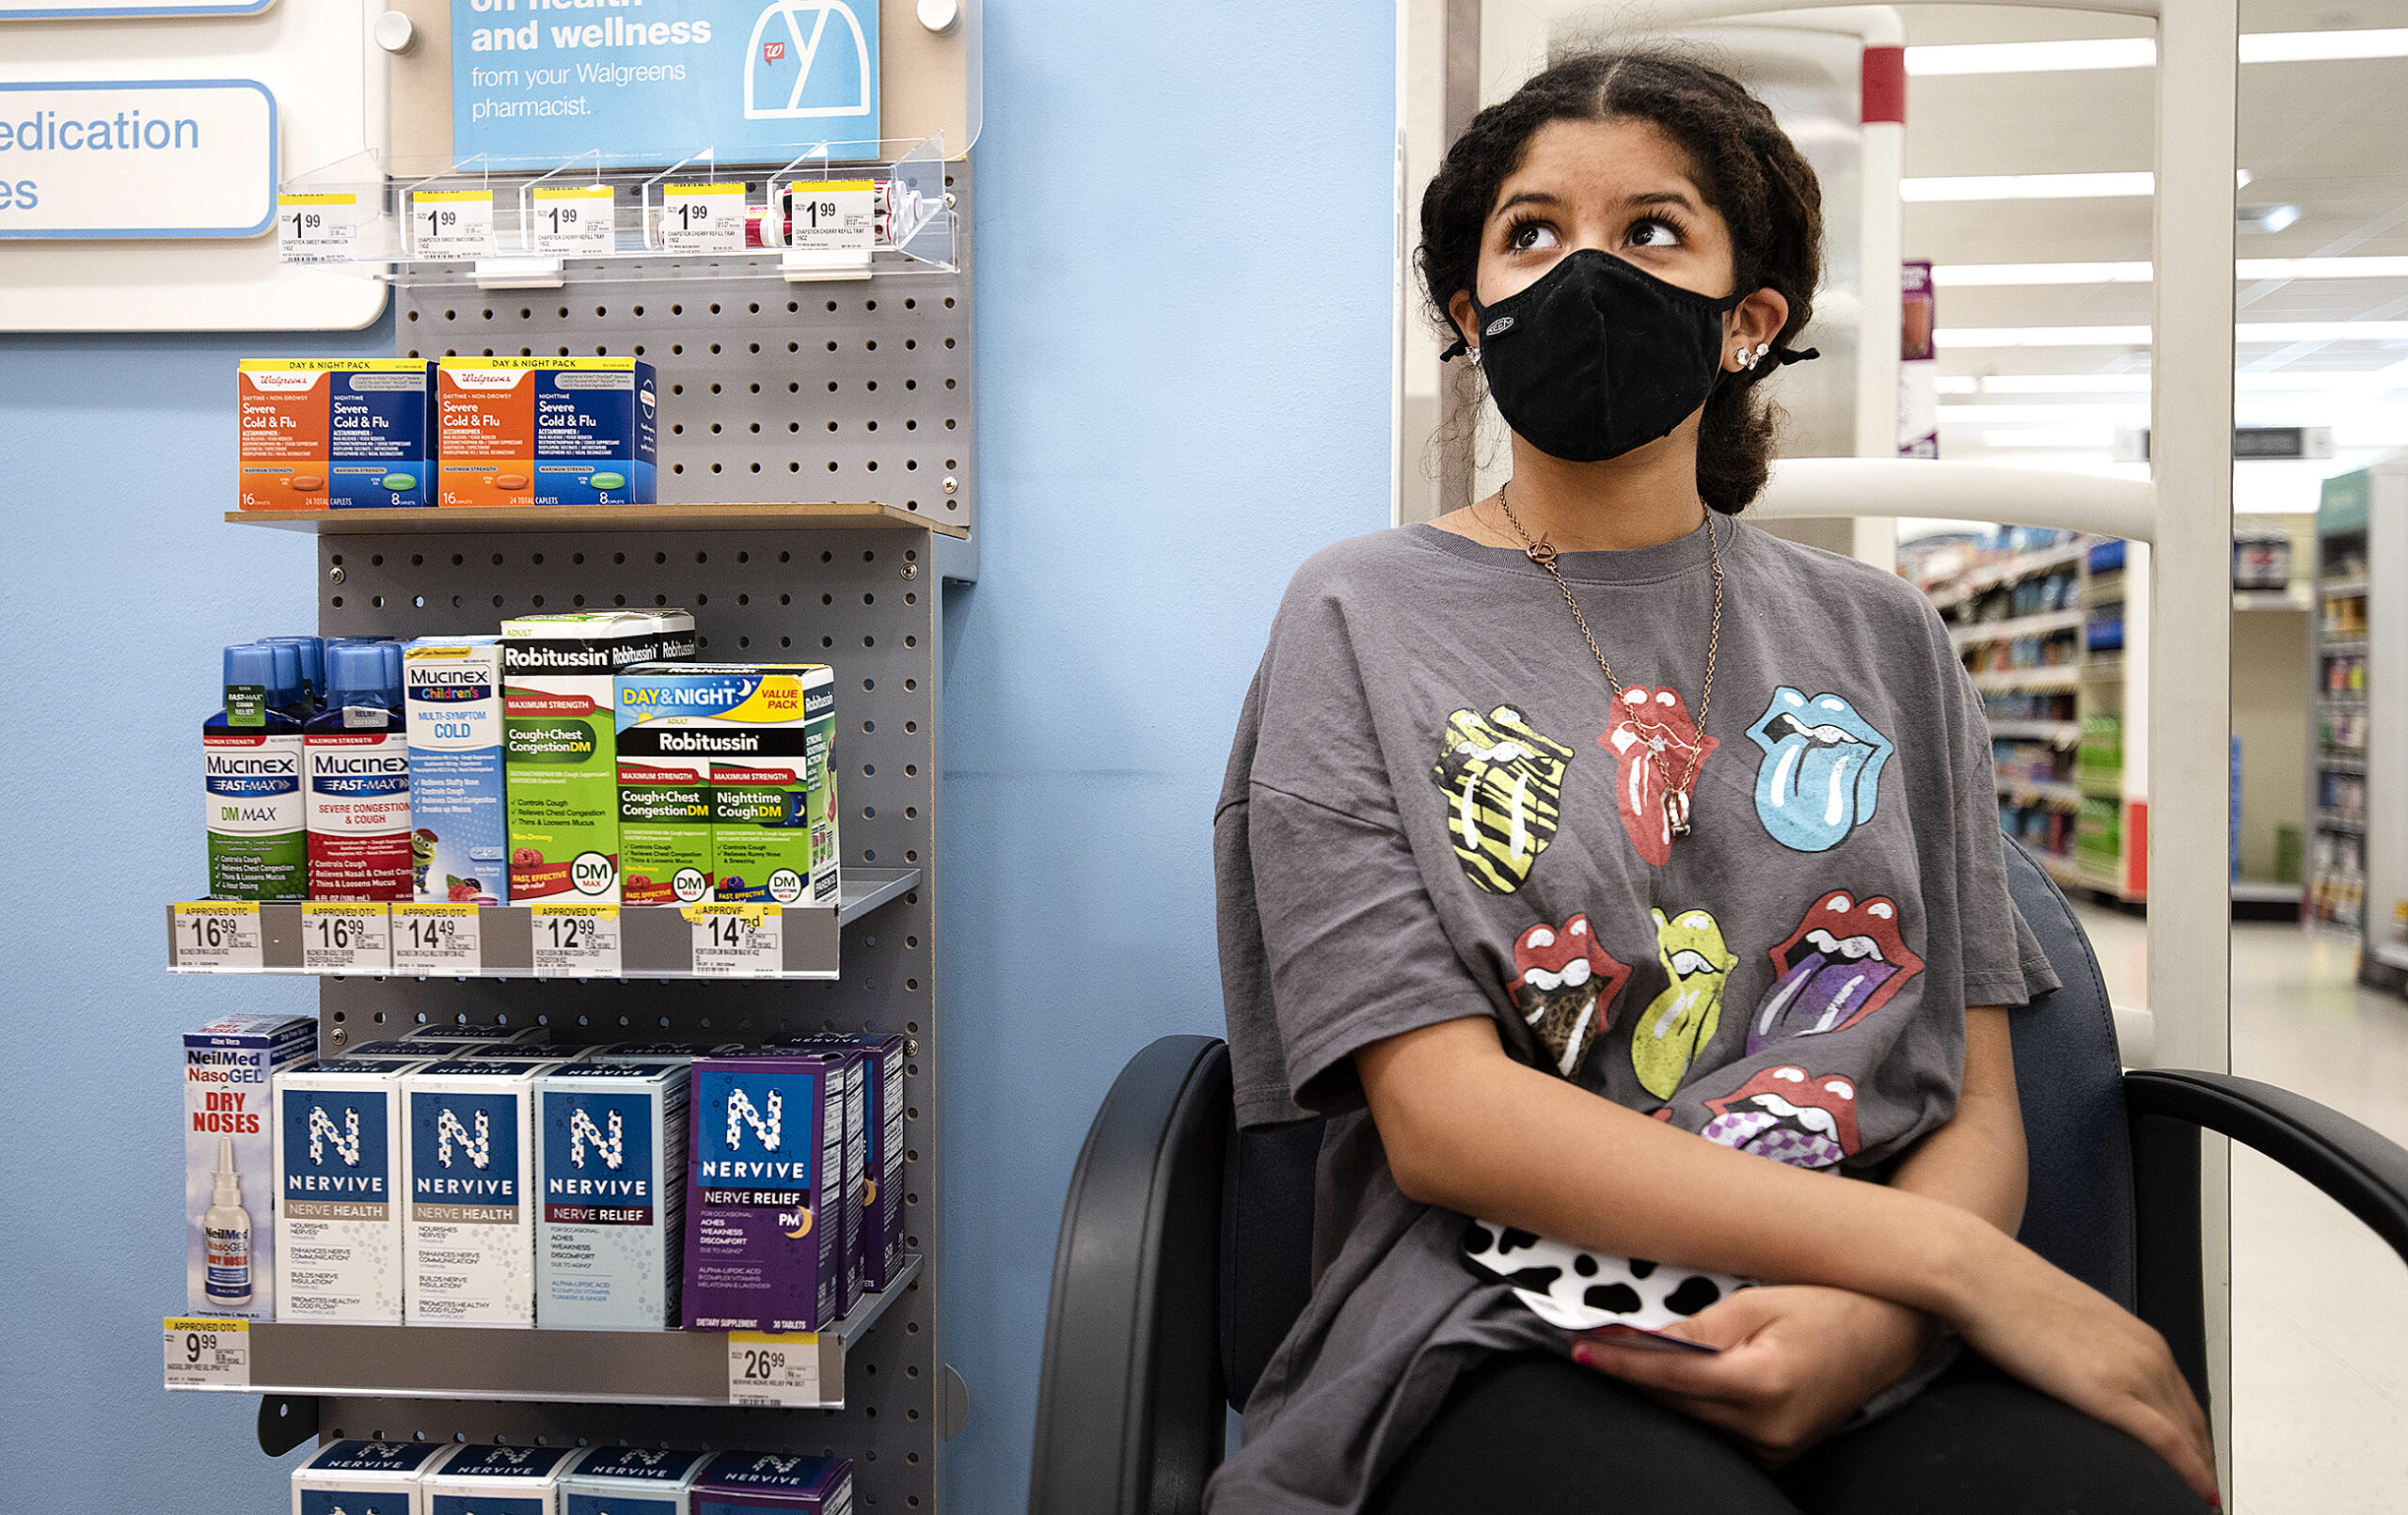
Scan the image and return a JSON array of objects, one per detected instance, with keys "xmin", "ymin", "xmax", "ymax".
[
  {"xmin": 276, "ymin": 1057, "xmax": 420, "ymax": 1324},
  {"xmin": 616, "ymin": 663, "xmax": 839, "ymax": 907},
  {"xmin": 537, "ymin": 1061, "xmax": 688, "ymax": 1330},
  {"xmin": 291, "ymin": 1439, "xmax": 450, "ymax": 1515},
  {"xmin": 436, "ymin": 356, "xmax": 658, "ymax": 508},
  {"xmin": 404, "ymin": 1058, "xmax": 558, "ymax": 1326},
  {"xmin": 683, "ymin": 1051, "xmax": 850, "ymax": 1331},
  {"xmin": 559, "ymin": 1445, "xmax": 712, "ymax": 1515},
  {"xmin": 406, "ymin": 637, "xmax": 508, "ymax": 905},
  {"xmin": 240, "ymin": 358, "xmax": 437, "ymax": 511},
  {"xmin": 186, "ymin": 1013, "xmax": 315, "ymax": 1318},
  {"xmin": 422, "ymin": 1444, "xmax": 581, "ymax": 1515},
  {"xmin": 504, "ymin": 610, "xmax": 698, "ymax": 904}
]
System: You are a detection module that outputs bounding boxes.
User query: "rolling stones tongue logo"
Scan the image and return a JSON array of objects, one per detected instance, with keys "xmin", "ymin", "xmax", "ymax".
[
  {"xmin": 1746, "ymin": 687, "xmax": 1894, "ymax": 853},
  {"xmin": 1511, "ymin": 914, "xmax": 1631, "ymax": 1079},
  {"xmin": 1600, "ymin": 686, "xmax": 1718, "ymax": 868},
  {"xmin": 1701, "ymin": 1065, "xmax": 1861, "ymax": 1170},
  {"xmin": 1431, "ymin": 706, "xmax": 1575, "ymax": 894},
  {"xmin": 1747, "ymin": 891, "xmax": 1924, "ymax": 1055},
  {"xmin": 1631, "ymin": 907, "xmax": 1735, "ymax": 1098}
]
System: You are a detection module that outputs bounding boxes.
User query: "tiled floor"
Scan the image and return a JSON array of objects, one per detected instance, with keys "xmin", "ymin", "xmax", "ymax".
[{"xmin": 2073, "ymin": 905, "xmax": 2408, "ymax": 1514}]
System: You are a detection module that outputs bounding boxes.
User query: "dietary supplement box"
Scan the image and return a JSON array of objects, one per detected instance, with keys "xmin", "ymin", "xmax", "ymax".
[
  {"xmin": 683, "ymin": 1051, "xmax": 851, "ymax": 1332},
  {"xmin": 537, "ymin": 1061, "xmax": 689, "ymax": 1330},
  {"xmin": 186, "ymin": 1012, "xmax": 316, "ymax": 1318},
  {"xmin": 405, "ymin": 637, "xmax": 509, "ymax": 905},
  {"xmin": 422, "ymin": 1444, "xmax": 581, "ymax": 1515},
  {"xmin": 784, "ymin": 1033, "xmax": 906, "ymax": 1291},
  {"xmin": 436, "ymin": 356, "xmax": 658, "ymax": 507},
  {"xmin": 690, "ymin": 1452, "xmax": 853, "ymax": 1515},
  {"xmin": 616, "ymin": 662, "xmax": 839, "ymax": 906},
  {"xmin": 559, "ymin": 1445, "xmax": 713, "ymax": 1515},
  {"xmin": 275, "ymin": 1058, "xmax": 418, "ymax": 1324},
  {"xmin": 240, "ymin": 358, "xmax": 437, "ymax": 511},
  {"xmin": 404, "ymin": 1058, "xmax": 557, "ymax": 1326},
  {"xmin": 291, "ymin": 1439, "xmax": 450, "ymax": 1515},
  {"xmin": 504, "ymin": 610, "xmax": 698, "ymax": 903}
]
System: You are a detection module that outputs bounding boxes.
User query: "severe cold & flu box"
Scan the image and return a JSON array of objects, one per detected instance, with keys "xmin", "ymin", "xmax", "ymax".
[
  {"xmin": 537, "ymin": 1061, "xmax": 688, "ymax": 1330},
  {"xmin": 683, "ymin": 1051, "xmax": 850, "ymax": 1332},
  {"xmin": 240, "ymin": 358, "xmax": 438, "ymax": 511},
  {"xmin": 276, "ymin": 1057, "xmax": 418, "ymax": 1324},
  {"xmin": 404, "ymin": 1058, "xmax": 556, "ymax": 1326},
  {"xmin": 436, "ymin": 356, "xmax": 657, "ymax": 507}
]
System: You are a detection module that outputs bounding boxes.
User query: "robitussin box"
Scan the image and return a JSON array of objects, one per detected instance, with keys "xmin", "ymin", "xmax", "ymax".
[
  {"xmin": 560, "ymin": 1446, "xmax": 713, "ymax": 1515},
  {"xmin": 784, "ymin": 1033, "xmax": 905, "ymax": 1291},
  {"xmin": 275, "ymin": 1057, "xmax": 419, "ymax": 1324},
  {"xmin": 422, "ymin": 1444, "xmax": 581, "ymax": 1515},
  {"xmin": 690, "ymin": 1452, "xmax": 853, "ymax": 1515},
  {"xmin": 404, "ymin": 1058, "xmax": 557, "ymax": 1326},
  {"xmin": 291, "ymin": 1439, "xmax": 450, "ymax": 1515},
  {"xmin": 683, "ymin": 1051, "xmax": 850, "ymax": 1331},
  {"xmin": 186, "ymin": 1012, "xmax": 316, "ymax": 1318},
  {"xmin": 537, "ymin": 1061, "xmax": 689, "ymax": 1330}
]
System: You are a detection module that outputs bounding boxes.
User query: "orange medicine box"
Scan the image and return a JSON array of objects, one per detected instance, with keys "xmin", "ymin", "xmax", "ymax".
[
  {"xmin": 237, "ymin": 359, "xmax": 437, "ymax": 510},
  {"xmin": 436, "ymin": 356, "xmax": 658, "ymax": 507}
]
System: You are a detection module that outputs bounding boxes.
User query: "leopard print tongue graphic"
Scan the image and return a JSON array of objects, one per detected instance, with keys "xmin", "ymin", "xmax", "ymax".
[{"xmin": 1512, "ymin": 914, "xmax": 1631, "ymax": 1078}]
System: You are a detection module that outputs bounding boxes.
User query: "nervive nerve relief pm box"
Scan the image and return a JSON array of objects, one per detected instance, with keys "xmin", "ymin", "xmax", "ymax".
[
  {"xmin": 537, "ymin": 1061, "xmax": 688, "ymax": 1330},
  {"xmin": 683, "ymin": 1051, "xmax": 850, "ymax": 1332},
  {"xmin": 276, "ymin": 1057, "xmax": 420, "ymax": 1324},
  {"xmin": 404, "ymin": 1057, "xmax": 559, "ymax": 1326}
]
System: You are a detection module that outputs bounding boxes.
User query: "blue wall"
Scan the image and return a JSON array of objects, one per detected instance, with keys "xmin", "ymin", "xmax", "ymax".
[{"xmin": 0, "ymin": 3, "xmax": 1393, "ymax": 1507}]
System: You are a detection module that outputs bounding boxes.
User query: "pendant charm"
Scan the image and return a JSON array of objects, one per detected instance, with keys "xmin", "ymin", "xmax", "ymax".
[{"xmin": 1665, "ymin": 788, "xmax": 1692, "ymax": 841}]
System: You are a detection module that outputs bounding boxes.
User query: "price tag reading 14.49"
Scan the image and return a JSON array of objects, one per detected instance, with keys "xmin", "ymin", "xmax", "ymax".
[
  {"xmin": 393, "ymin": 903, "xmax": 481, "ymax": 975},
  {"xmin": 729, "ymin": 1330, "xmax": 821, "ymax": 1406},
  {"xmin": 531, "ymin": 903, "xmax": 622, "ymax": 978}
]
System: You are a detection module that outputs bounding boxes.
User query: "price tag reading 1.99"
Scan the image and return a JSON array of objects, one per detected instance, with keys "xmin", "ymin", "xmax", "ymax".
[
  {"xmin": 532, "ymin": 183, "xmax": 614, "ymax": 256},
  {"xmin": 277, "ymin": 192, "xmax": 359, "ymax": 264},
  {"xmin": 531, "ymin": 904, "xmax": 622, "ymax": 978},
  {"xmin": 393, "ymin": 903, "xmax": 482, "ymax": 974},
  {"xmin": 658, "ymin": 181, "xmax": 745, "ymax": 253},
  {"xmin": 784, "ymin": 179, "xmax": 876, "ymax": 251},
  {"xmin": 300, "ymin": 904, "xmax": 392, "ymax": 974},
  {"xmin": 728, "ymin": 1330, "xmax": 822, "ymax": 1406},
  {"xmin": 413, "ymin": 188, "xmax": 497, "ymax": 260}
]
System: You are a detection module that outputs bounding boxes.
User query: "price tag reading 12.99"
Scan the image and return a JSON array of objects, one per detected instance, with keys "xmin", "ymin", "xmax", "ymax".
[
  {"xmin": 531, "ymin": 903, "xmax": 622, "ymax": 978},
  {"xmin": 532, "ymin": 183, "xmax": 614, "ymax": 256},
  {"xmin": 659, "ymin": 181, "xmax": 745, "ymax": 253},
  {"xmin": 686, "ymin": 904, "xmax": 783, "ymax": 977},
  {"xmin": 393, "ymin": 903, "xmax": 481, "ymax": 975},
  {"xmin": 728, "ymin": 1330, "xmax": 822, "ymax": 1406},
  {"xmin": 301, "ymin": 904, "xmax": 392, "ymax": 974},
  {"xmin": 413, "ymin": 188, "xmax": 497, "ymax": 260}
]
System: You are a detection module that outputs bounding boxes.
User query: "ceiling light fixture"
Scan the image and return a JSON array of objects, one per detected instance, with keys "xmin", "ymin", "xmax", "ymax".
[
  {"xmin": 1938, "ymin": 320, "xmax": 2408, "ymax": 348},
  {"xmin": 1903, "ymin": 28, "xmax": 2408, "ymax": 75},
  {"xmin": 1902, "ymin": 172, "xmax": 2154, "ymax": 201},
  {"xmin": 2239, "ymin": 203, "xmax": 2303, "ymax": 233},
  {"xmin": 1931, "ymin": 256, "xmax": 2408, "ymax": 286}
]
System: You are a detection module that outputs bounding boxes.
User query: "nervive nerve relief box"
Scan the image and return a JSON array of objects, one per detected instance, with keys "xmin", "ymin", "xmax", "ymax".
[
  {"xmin": 537, "ymin": 1061, "xmax": 688, "ymax": 1330},
  {"xmin": 276, "ymin": 1057, "xmax": 420, "ymax": 1324},
  {"xmin": 404, "ymin": 1057, "xmax": 559, "ymax": 1326},
  {"xmin": 684, "ymin": 1051, "xmax": 850, "ymax": 1331}
]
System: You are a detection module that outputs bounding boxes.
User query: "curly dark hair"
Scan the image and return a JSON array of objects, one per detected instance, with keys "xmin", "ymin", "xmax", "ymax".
[{"xmin": 1418, "ymin": 51, "xmax": 1825, "ymax": 513}]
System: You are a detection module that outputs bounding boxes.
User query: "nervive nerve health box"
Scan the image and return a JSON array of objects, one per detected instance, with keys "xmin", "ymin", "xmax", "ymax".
[
  {"xmin": 404, "ymin": 1057, "xmax": 559, "ymax": 1326},
  {"xmin": 537, "ymin": 1061, "xmax": 689, "ymax": 1330},
  {"xmin": 276, "ymin": 1057, "xmax": 419, "ymax": 1324},
  {"xmin": 436, "ymin": 356, "xmax": 657, "ymax": 507},
  {"xmin": 292, "ymin": 1439, "xmax": 450, "ymax": 1515},
  {"xmin": 684, "ymin": 1051, "xmax": 850, "ymax": 1332}
]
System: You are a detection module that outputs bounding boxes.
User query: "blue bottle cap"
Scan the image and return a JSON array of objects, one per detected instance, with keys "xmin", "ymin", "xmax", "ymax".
[
  {"xmin": 269, "ymin": 636, "xmax": 325, "ymax": 691},
  {"xmin": 326, "ymin": 641, "xmax": 389, "ymax": 701},
  {"xmin": 380, "ymin": 639, "xmax": 405, "ymax": 692},
  {"xmin": 268, "ymin": 642, "xmax": 306, "ymax": 704},
  {"xmin": 223, "ymin": 642, "xmax": 277, "ymax": 689}
]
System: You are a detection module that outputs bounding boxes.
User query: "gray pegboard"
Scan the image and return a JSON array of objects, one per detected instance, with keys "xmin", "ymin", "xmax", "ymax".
[{"xmin": 392, "ymin": 166, "xmax": 974, "ymax": 541}]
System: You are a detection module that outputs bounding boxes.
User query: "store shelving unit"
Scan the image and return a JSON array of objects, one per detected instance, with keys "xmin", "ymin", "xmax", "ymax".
[
  {"xmin": 1925, "ymin": 535, "xmax": 2151, "ymax": 904},
  {"xmin": 2309, "ymin": 465, "xmax": 2408, "ymax": 993}
]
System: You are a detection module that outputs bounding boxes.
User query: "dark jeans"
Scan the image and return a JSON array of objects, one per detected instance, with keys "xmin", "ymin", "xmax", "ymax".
[{"xmin": 1370, "ymin": 1351, "xmax": 2210, "ymax": 1515}]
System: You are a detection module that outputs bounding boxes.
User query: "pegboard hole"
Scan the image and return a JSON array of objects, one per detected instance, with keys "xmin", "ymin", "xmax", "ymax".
[
  {"xmin": 904, "ymin": 298, "xmax": 916, "ymax": 309},
  {"xmin": 331, "ymin": 595, "xmax": 344, "ymax": 608},
  {"xmin": 413, "ymin": 595, "xmax": 425, "ymax": 608}
]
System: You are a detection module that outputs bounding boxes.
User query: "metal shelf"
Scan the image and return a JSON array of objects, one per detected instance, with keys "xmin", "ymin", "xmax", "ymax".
[
  {"xmin": 1969, "ymin": 666, "xmax": 2083, "ymax": 692},
  {"xmin": 1923, "ymin": 540, "xmax": 2090, "ymax": 609},
  {"xmin": 2318, "ymin": 812, "xmax": 2368, "ymax": 835},
  {"xmin": 172, "ymin": 1256, "xmax": 921, "ymax": 1408},
  {"xmin": 1950, "ymin": 608, "xmax": 2085, "ymax": 649},
  {"xmin": 166, "ymin": 870, "xmax": 917, "ymax": 978},
  {"xmin": 1987, "ymin": 718, "xmax": 2083, "ymax": 745},
  {"xmin": 2231, "ymin": 878, "xmax": 2304, "ymax": 905},
  {"xmin": 227, "ymin": 502, "xmax": 966, "ymax": 538},
  {"xmin": 2320, "ymin": 576, "xmax": 2370, "ymax": 599},
  {"xmin": 1998, "ymin": 777, "xmax": 2084, "ymax": 808}
]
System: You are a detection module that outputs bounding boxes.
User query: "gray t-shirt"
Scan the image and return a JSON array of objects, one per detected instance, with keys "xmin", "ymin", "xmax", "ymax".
[{"xmin": 1206, "ymin": 518, "xmax": 2060, "ymax": 1513}]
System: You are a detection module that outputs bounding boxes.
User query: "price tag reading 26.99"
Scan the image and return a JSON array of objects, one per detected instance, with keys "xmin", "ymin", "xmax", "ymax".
[
  {"xmin": 729, "ymin": 1330, "xmax": 822, "ymax": 1406},
  {"xmin": 531, "ymin": 903, "xmax": 621, "ymax": 978}
]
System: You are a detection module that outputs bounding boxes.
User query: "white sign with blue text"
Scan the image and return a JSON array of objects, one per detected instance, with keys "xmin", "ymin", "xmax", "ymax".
[
  {"xmin": 451, "ymin": 0, "xmax": 880, "ymax": 168},
  {"xmin": 0, "ymin": 78, "xmax": 275, "ymax": 238}
]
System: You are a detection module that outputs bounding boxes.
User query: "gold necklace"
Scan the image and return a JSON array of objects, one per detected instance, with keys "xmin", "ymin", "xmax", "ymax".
[{"xmin": 1492, "ymin": 481, "xmax": 1723, "ymax": 842}]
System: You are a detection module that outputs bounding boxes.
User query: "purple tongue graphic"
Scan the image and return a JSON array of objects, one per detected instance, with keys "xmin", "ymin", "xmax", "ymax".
[{"xmin": 1749, "ymin": 948, "xmax": 1900, "ymax": 1053}]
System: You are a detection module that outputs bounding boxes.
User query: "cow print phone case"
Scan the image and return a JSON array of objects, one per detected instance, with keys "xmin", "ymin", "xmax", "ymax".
[{"xmin": 1463, "ymin": 1219, "xmax": 1749, "ymax": 1336}]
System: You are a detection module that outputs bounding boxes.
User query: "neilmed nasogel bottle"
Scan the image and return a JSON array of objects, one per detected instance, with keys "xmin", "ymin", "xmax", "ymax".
[
  {"xmin": 204, "ymin": 642, "xmax": 307, "ymax": 899},
  {"xmin": 306, "ymin": 641, "xmax": 412, "ymax": 900},
  {"xmin": 203, "ymin": 1134, "xmax": 255, "ymax": 1307}
]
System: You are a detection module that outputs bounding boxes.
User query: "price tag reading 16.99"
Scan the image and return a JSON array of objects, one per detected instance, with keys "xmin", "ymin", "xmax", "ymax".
[
  {"xmin": 531, "ymin": 903, "xmax": 622, "ymax": 978},
  {"xmin": 301, "ymin": 904, "xmax": 392, "ymax": 974}
]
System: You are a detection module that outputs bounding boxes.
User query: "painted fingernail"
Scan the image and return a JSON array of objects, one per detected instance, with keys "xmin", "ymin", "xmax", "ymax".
[
  {"xmin": 1571, "ymin": 1344, "xmax": 1592, "ymax": 1366},
  {"xmin": 2209, "ymin": 1492, "xmax": 2222, "ymax": 1509}
]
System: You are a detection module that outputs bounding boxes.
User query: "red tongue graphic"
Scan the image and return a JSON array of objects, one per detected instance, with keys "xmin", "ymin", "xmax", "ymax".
[{"xmin": 1600, "ymin": 686, "xmax": 1718, "ymax": 868}]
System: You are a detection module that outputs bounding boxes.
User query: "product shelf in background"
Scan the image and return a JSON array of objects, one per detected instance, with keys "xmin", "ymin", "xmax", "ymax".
[
  {"xmin": 1946, "ymin": 608, "xmax": 2087, "ymax": 649},
  {"xmin": 226, "ymin": 502, "xmax": 969, "ymax": 537},
  {"xmin": 166, "ymin": 1255, "xmax": 920, "ymax": 1408},
  {"xmin": 166, "ymin": 870, "xmax": 917, "ymax": 979}
]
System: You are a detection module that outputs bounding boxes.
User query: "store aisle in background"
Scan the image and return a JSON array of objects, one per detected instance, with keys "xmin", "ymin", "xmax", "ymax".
[{"xmin": 2072, "ymin": 903, "xmax": 2408, "ymax": 1514}]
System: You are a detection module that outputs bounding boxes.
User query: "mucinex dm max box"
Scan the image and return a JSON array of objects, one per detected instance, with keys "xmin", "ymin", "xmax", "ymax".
[
  {"xmin": 240, "ymin": 358, "xmax": 437, "ymax": 511},
  {"xmin": 683, "ymin": 1051, "xmax": 849, "ymax": 1332},
  {"xmin": 186, "ymin": 1013, "xmax": 316, "ymax": 1318},
  {"xmin": 537, "ymin": 1061, "xmax": 689, "ymax": 1330},
  {"xmin": 291, "ymin": 1439, "xmax": 450, "ymax": 1515},
  {"xmin": 436, "ymin": 356, "xmax": 658, "ymax": 507},
  {"xmin": 404, "ymin": 1058, "xmax": 557, "ymax": 1326},
  {"xmin": 276, "ymin": 1057, "xmax": 418, "ymax": 1324}
]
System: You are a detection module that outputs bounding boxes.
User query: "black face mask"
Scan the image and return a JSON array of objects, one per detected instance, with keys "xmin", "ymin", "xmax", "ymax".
[{"xmin": 1446, "ymin": 249, "xmax": 1808, "ymax": 464}]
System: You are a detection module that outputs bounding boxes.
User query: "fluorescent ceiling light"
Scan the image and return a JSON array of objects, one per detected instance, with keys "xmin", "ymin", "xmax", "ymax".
[
  {"xmin": 1979, "ymin": 428, "xmax": 2117, "ymax": 449},
  {"xmin": 1978, "ymin": 375, "xmax": 2155, "ymax": 393},
  {"xmin": 1904, "ymin": 29, "xmax": 2408, "ymax": 75},
  {"xmin": 1938, "ymin": 321, "xmax": 2408, "ymax": 348},
  {"xmin": 1941, "ymin": 404, "xmax": 2149, "ymax": 421},
  {"xmin": 1966, "ymin": 371, "xmax": 2408, "ymax": 395},
  {"xmin": 1936, "ymin": 375, "xmax": 1979, "ymax": 394},
  {"xmin": 1903, "ymin": 172, "xmax": 2153, "ymax": 201},
  {"xmin": 1932, "ymin": 256, "xmax": 2408, "ymax": 286}
]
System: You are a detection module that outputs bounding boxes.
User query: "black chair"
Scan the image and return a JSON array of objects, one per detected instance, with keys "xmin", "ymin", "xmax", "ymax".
[{"xmin": 1028, "ymin": 838, "xmax": 2408, "ymax": 1514}]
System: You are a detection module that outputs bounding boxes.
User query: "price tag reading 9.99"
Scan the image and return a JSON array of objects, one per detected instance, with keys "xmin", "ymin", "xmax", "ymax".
[
  {"xmin": 531, "ymin": 904, "xmax": 622, "ymax": 978},
  {"xmin": 728, "ymin": 1330, "xmax": 822, "ymax": 1406},
  {"xmin": 300, "ymin": 904, "xmax": 392, "ymax": 974},
  {"xmin": 393, "ymin": 904, "xmax": 482, "ymax": 974},
  {"xmin": 163, "ymin": 1318, "xmax": 249, "ymax": 1389}
]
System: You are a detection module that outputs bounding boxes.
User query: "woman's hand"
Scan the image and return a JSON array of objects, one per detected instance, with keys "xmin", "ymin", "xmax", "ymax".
[{"xmin": 1572, "ymin": 1285, "xmax": 1931, "ymax": 1465}]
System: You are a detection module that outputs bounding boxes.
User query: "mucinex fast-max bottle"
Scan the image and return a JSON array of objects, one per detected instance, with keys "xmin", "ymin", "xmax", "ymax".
[
  {"xmin": 206, "ymin": 642, "xmax": 307, "ymax": 900},
  {"xmin": 307, "ymin": 641, "xmax": 412, "ymax": 900}
]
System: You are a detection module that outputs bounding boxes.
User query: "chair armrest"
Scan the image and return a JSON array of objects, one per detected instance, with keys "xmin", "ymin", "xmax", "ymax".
[
  {"xmin": 1029, "ymin": 1035, "xmax": 1232, "ymax": 1515},
  {"xmin": 2126, "ymin": 1068, "xmax": 2408, "ymax": 1265}
]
